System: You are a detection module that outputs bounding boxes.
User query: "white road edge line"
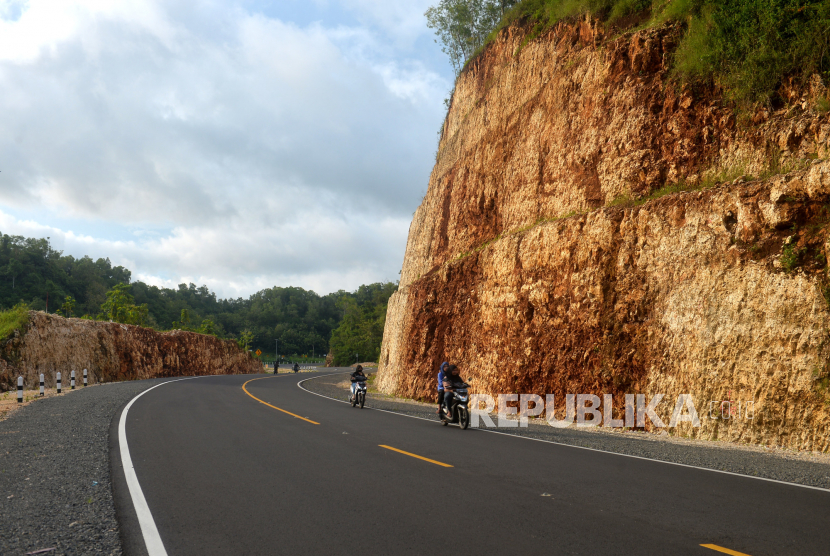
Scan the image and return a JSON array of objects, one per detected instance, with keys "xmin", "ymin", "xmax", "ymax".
[
  {"xmin": 119, "ymin": 376, "xmax": 205, "ymax": 556},
  {"xmin": 297, "ymin": 373, "xmax": 830, "ymax": 494}
]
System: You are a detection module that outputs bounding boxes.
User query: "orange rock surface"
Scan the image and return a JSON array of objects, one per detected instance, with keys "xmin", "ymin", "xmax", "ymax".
[
  {"xmin": 0, "ymin": 312, "xmax": 262, "ymax": 390},
  {"xmin": 378, "ymin": 19, "xmax": 830, "ymax": 451}
]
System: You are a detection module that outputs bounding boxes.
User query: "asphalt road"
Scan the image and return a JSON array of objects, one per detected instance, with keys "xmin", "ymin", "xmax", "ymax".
[{"xmin": 112, "ymin": 371, "xmax": 830, "ymax": 556}]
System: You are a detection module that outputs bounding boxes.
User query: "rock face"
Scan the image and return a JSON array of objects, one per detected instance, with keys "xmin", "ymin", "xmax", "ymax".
[
  {"xmin": 0, "ymin": 312, "xmax": 262, "ymax": 390},
  {"xmin": 377, "ymin": 19, "xmax": 830, "ymax": 451}
]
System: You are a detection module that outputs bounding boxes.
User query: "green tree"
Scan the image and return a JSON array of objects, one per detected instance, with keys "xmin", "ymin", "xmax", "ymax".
[
  {"xmin": 58, "ymin": 296, "xmax": 76, "ymax": 318},
  {"xmin": 196, "ymin": 319, "xmax": 216, "ymax": 336},
  {"xmin": 329, "ymin": 283, "xmax": 397, "ymax": 365},
  {"xmin": 238, "ymin": 329, "xmax": 254, "ymax": 351},
  {"xmin": 99, "ymin": 284, "xmax": 149, "ymax": 326},
  {"xmin": 100, "ymin": 284, "xmax": 133, "ymax": 321},
  {"xmin": 425, "ymin": 0, "xmax": 514, "ymax": 74},
  {"xmin": 4, "ymin": 258, "xmax": 22, "ymax": 290}
]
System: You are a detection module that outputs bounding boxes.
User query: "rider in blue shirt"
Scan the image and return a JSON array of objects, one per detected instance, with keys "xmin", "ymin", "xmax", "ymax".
[{"xmin": 436, "ymin": 362, "xmax": 449, "ymax": 414}]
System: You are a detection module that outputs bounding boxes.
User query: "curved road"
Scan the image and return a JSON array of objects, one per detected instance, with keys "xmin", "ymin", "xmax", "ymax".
[{"xmin": 111, "ymin": 372, "xmax": 830, "ymax": 556}]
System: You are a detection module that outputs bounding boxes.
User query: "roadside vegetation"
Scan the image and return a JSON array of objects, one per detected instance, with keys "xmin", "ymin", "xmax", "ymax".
[
  {"xmin": 0, "ymin": 232, "xmax": 397, "ymax": 362},
  {"xmin": 0, "ymin": 303, "xmax": 29, "ymax": 341},
  {"xmin": 328, "ymin": 283, "xmax": 396, "ymax": 366},
  {"xmin": 427, "ymin": 0, "xmax": 830, "ymax": 107}
]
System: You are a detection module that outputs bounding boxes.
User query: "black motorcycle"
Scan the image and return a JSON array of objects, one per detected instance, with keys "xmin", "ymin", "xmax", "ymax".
[{"xmin": 439, "ymin": 383, "xmax": 470, "ymax": 429}]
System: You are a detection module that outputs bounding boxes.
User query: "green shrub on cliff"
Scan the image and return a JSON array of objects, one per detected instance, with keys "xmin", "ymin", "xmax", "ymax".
[
  {"xmin": 667, "ymin": 0, "xmax": 830, "ymax": 105},
  {"xmin": 462, "ymin": 0, "xmax": 830, "ymax": 107},
  {"xmin": 0, "ymin": 303, "xmax": 30, "ymax": 341},
  {"xmin": 98, "ymin": 284, "xmax": 150, "ymax": 327}
]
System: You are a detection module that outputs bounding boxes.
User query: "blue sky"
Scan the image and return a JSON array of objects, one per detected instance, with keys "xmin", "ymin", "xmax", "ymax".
[{"xmin": 0, "ymin": 0, "xmax": 453, "ymax": 296}]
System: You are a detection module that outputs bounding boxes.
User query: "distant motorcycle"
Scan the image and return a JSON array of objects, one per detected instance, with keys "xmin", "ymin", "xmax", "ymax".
[
  {"xmin": 350, "ymin": 377, "xmax": 367, "ymax": 409},
  {"xmin": 440, "ymin": 383, "xmax": 470, "ymax": 429}
]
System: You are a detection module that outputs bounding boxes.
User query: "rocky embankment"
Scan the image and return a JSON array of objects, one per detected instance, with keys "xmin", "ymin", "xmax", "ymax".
[
  {"xmin": 0, "ymin": 312, "xmax": 261, "ymax": 391},
  {"xmin": 377, "ymin": 18, "xmax": 830, "ymax": 452}
]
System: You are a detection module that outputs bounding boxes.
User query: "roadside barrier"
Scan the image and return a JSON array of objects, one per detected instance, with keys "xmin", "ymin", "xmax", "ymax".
[
  {"xmin": 83, "ymin": 368, "xmax": 88, "ymax": 386},
  {"xmin": 71, "ymin": 370, "xmax": 76, "ymax": 390},
  {"xmin": 57, "ymin": 371, "xmax": 62, "ymax": 394},
  {"xmin": 40, "ymin": 374, "xmax": 44, "ymax": 397},
  {"xmin": 17, "ymin": 376, "xmax": 22, "ymax": 403}
]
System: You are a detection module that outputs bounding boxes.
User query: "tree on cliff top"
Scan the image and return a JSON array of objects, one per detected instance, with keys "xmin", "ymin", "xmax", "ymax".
[
  {"xmin": 426, "ymin": 0, "xmax": 518, "ymax": 74},
  {"xmin": 99, "ymin": 284, "xmax": 149, "ymax": 327}
]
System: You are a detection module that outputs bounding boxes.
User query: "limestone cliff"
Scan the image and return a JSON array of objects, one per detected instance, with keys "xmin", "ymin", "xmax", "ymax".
[
  {"xmin": 378, "ymin": 18, "xmax": 830, "ymax": 451},
  {"xmin": 0, "ymin": 312, "xmax": 262, "ymax": 390}
]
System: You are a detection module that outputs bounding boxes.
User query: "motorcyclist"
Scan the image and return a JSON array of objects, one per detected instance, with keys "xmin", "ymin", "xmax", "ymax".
[
  {"xmin": 441, "ymin": 365, "xmax": 463, "ymax": 417},
  {"xmin": 293, "ymin": 362, "xmax": 299, "ymax": 373},
  {"xmin": 350, "ymin": 365, "xmax": 366, "ymax": 400},
  {"xmin": 436, "ymin": 362, "xmax": 449, "ymax": 414}
]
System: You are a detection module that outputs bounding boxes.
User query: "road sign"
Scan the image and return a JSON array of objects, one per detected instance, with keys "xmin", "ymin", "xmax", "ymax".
[{"xmin": 255, "ymin": 349, "xmax": 262, "ymax": 356}]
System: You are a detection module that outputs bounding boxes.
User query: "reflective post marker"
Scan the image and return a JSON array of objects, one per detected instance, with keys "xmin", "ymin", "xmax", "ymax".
[
  {"xmin": 40, "ymin": 374, "xmax": 44, "ymax": 397},
  {"xmin": 71, "ymin": 370, "xmax": 76, "ymax": 390},
  {"xmin": 57, "ymin": 372, "xmax": 62, "ymax": 394},
  {"xmin": 17, "ymin": 376, "xmax": 22, "ymax": 403},
  {"xmin": 83, "ymin": 368, "xmax": 88, "ymax": 387}
]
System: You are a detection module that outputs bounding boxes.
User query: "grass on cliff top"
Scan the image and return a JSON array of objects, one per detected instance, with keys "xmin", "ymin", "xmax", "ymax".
[
  {"xmin": 0, "ymin": 304, "xmax": 29, "ymax": 341},
  {"xmin": 471, "ymin": 0, "xmax": 830, "ymax": 108}
]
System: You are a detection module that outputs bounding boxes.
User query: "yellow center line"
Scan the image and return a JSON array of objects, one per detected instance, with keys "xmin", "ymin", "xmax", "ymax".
[
  {"xmin": 242, "ymin": 377, "xmax": 320, "ymax": 425},
  {"xmin": 379, "ymin": 445, "xmax": 453, "ymax": 467},
  {"xmin": 701, "ymin": 544, "xmax": 753, "ymax": 556}
]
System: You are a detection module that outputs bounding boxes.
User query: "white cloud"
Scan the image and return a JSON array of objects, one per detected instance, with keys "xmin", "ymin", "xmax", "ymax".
[
  {"xmin": 337, "ymin": 0, "xmax": 435, "ymax": 46},
  {"xmin": 0, "ymin": 0, "xmax": 448, "ymax": 296}
]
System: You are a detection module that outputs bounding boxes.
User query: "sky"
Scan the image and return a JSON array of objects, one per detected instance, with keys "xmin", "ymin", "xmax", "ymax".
[{"xmin": 0, "ymin": 0, "xmax": 452, "ymax": 298}]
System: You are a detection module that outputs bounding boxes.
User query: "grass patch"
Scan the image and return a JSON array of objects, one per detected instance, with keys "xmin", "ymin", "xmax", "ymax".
[
  {"xmin": 609, "ymin": 193, "xmax": 634, "ymax": 206},
  {"xmin": 780, "ymin": 241, "xmax": 806, "ymax": 272},
  {"xmin": 444, "ymin": 147, "xmax": 819, "ymax": 270},
  {"xmin": 451, "ymin": 209, "xmax": 587, "ymax": 263},
  {"xmin": 813, "ymin": 367, "xmax": 830, "ymax": 404},
  {"xmin": 758, "ymin": 148, "xmax": 814, "ymax": 180},
  {"xmin": 696, "ymin": 156, "xmax": 762, "ymax": 188},
  {"xmin": 0, "ymin": 304, "xmax": 29, "ymax": 341},
  {"xmin": 608, "ymin": 178, "xmax": 701, "ymax": 208},
  {"xmin": 469, "ymin": 0, "xmax": 830, "ymax": 108}
]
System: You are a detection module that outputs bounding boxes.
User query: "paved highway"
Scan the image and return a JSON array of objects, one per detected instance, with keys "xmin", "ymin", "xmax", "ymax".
[{"xmin": 111, "ymin": 371, "xmax": 830, "ymax": 556}]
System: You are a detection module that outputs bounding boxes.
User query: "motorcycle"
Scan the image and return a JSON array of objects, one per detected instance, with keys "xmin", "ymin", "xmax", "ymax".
[
  {"xmin": 350, "ymin": 377, "xmax": 367, "ymax": 409},
  {"xmin": 440, "ymin": 383, "xmax": 470, "ymax": 429}
]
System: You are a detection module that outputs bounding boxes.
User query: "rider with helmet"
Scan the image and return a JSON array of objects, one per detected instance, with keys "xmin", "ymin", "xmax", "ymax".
[
  {"xmin": 441, "ymin": 364, "xmax": 463, "ymax": 416},
  {"xmin": 350, "ymin": 365, "xmax": 366, "ymax": 399}
]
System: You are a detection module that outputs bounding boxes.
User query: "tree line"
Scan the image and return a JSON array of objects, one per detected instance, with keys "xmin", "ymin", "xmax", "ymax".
[{"xmin": 0, "ymin": 232, "xmax": 396, "ymax": 365}]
